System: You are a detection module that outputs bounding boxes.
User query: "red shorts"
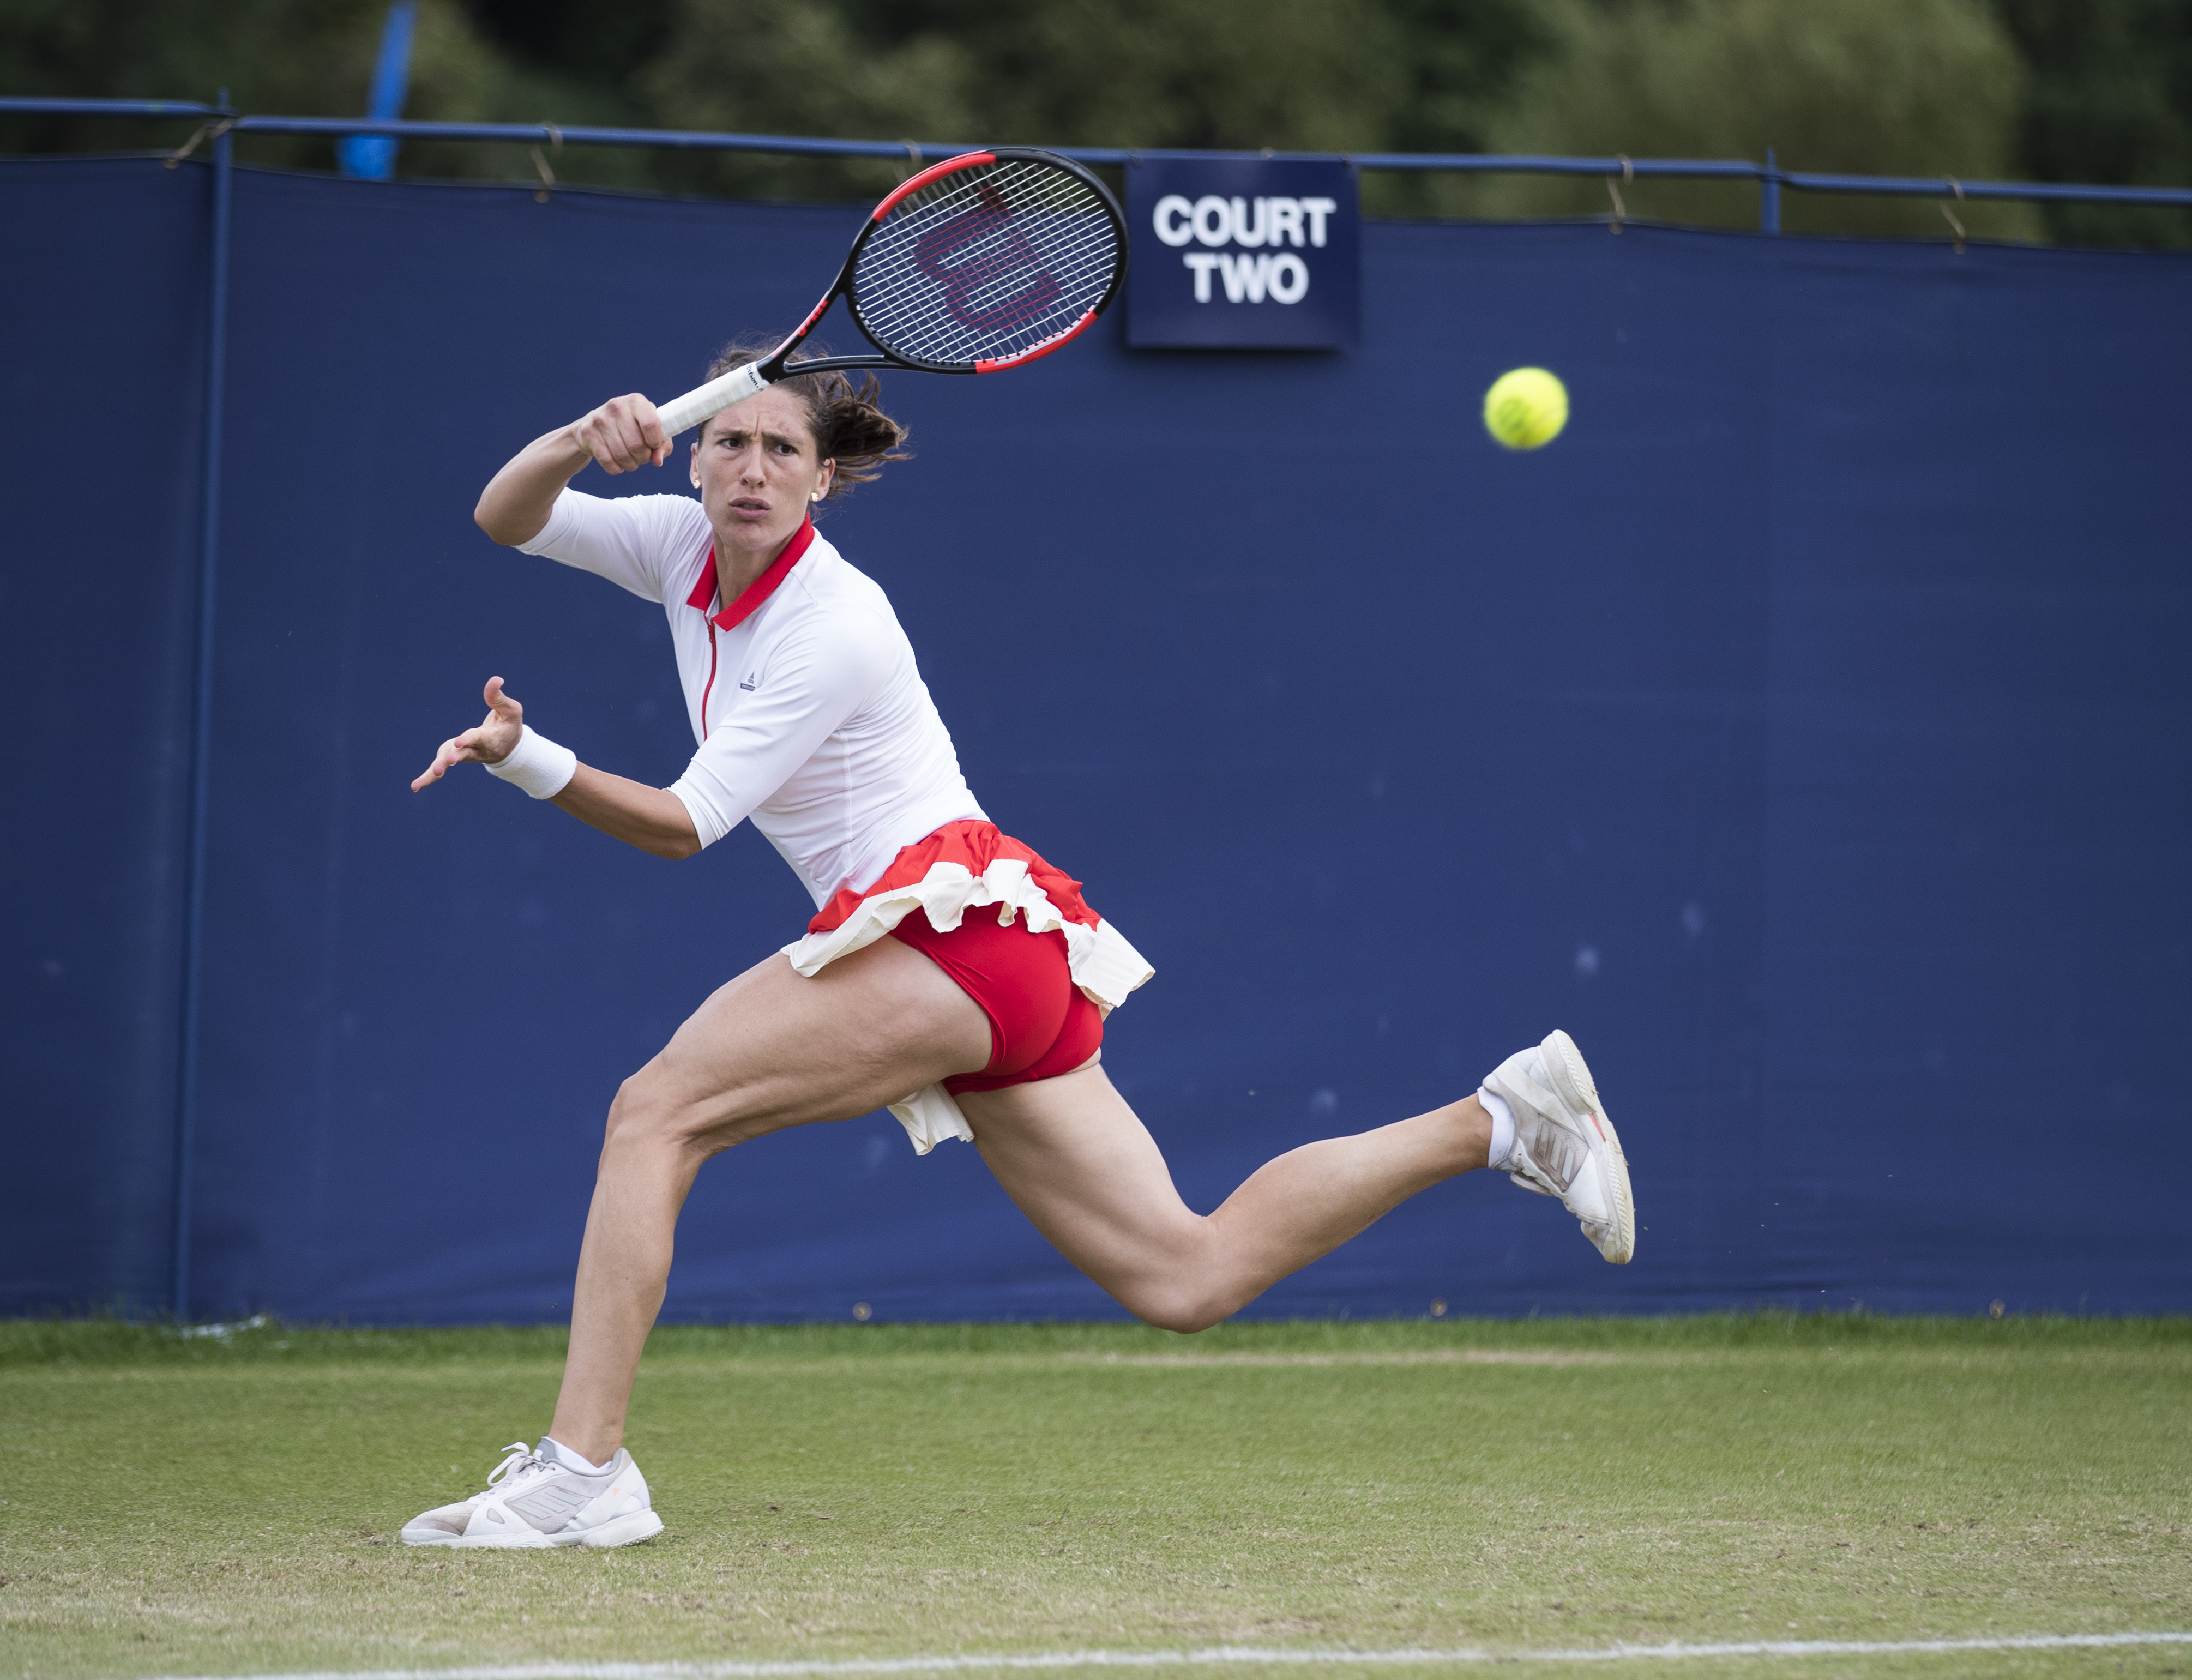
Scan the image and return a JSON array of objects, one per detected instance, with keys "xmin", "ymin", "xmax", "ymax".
[{"xmin": 888, "ymin": 902, "xmax": 1104, "ymax": 1093}]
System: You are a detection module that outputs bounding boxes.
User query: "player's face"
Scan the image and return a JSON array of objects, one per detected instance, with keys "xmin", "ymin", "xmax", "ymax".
[{"xmin": 691, "ymin": 386, "xmax": 836, "ymax": 558}]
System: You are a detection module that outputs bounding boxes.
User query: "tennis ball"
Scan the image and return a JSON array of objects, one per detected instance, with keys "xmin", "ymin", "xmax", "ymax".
[{"xmin": 1483, "ymin": 366, "xmax": 1569, "ymax": 450}]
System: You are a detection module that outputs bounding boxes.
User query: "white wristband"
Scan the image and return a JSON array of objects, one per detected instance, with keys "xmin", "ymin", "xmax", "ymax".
[{"xmin": 483, "ymin": 725, "xmax": 578, "ymax": 800}]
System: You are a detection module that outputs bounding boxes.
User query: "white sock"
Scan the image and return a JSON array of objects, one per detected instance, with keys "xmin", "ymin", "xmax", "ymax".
[
  {"xmin": 1478, "ymin": 1087, "xmax": 1516, "ymax": 1171},
  {"xmin": 543, "ymin": 1436, "xmax": 611, "ymax": 1475}
]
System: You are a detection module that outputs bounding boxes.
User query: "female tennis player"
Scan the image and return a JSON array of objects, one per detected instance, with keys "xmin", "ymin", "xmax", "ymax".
[{"xmin": 399, "ymin": 346, "xmax": 1635, "ymax": 1549}]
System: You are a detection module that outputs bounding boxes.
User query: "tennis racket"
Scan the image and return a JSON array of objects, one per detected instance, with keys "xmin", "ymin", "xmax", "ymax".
[{"xmin": 654, "ymin": 148, "xmax": 1128, "ymax": 438}]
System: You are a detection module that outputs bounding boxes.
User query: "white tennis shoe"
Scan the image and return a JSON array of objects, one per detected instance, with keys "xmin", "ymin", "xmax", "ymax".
[
  {"xmin": 1482, "ymin": 1029, "xmax": 1635, "ymax": 1264},
  {"xmin": 400, "ymin": 1439, "xmax": 664, "ymax": 1549}
]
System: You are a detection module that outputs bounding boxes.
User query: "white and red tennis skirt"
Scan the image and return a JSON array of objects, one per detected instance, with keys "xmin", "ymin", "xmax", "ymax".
[{"xmin": 780, "ymin": 819, "xmax": 1153, "ymax": 1154}]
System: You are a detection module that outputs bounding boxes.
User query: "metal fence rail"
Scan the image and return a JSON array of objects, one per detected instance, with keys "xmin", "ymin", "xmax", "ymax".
[
  {"xmin": 10, "ymin": 95, "xmax": 2192, "ymax": 219},
  {"xmin": 5, "ymin": 91, "xmax": 2187, "ymax": 1321}
]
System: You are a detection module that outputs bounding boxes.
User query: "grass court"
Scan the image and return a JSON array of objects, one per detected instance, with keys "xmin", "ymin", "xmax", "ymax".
[{"xmin": 4, "ymin": 1314, "xmax": 2188, "ymax": 1680}]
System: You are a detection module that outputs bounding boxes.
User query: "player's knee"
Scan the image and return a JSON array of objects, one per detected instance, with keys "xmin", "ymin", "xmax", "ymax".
[
  {"xmin": 602, "ymin": 1068, "xmax": 694, "ymax": 1153},
  {"xmin": 1125, "ymin": 1284, "xmax": 1233, "ymax": 1336}
]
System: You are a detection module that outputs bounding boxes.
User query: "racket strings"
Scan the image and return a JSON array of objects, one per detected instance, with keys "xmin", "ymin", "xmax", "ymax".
[
  {"xmin": 857, "ymin": 167, "xmax": 1113, "ymax": 361},
  {"xmin": 853, "ymin": 158, "xmax": 1121, "ymax": 369}
]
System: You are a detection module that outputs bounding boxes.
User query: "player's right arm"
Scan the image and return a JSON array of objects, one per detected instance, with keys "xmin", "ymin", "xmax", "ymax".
[{"xmin": 474, "ymin": 395, "xmax": 672, "ymax": 546}]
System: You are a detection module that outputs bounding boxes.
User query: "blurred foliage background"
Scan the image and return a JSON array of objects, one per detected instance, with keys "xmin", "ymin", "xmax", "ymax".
[{"xmin": 2, "ymin": 0, "xmax": 2188, "ymax": 244}]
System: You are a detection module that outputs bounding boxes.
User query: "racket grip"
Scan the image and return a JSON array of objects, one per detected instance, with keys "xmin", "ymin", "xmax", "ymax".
[{"xmin": 654, "ymin": 362, "xmax": 770, "ymax": 438}]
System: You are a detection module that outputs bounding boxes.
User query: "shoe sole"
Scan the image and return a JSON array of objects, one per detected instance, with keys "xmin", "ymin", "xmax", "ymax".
[
  {"xmin": 575, "ymin": 1508, "xmax": 665, "ymax": 1549},
  {"xmin": 400, "ymin": 1508, "xmax": 665, "ymax": 1550},
  {"xmin": 1542, "ymin": 1029, "xmax": 1635, "ymax": 1264}
]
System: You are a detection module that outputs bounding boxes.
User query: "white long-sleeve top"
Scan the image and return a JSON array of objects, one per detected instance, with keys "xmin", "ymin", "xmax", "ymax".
[{"xmin": 518, "ymin": 489, "xmax": 985, "ymax": 908}]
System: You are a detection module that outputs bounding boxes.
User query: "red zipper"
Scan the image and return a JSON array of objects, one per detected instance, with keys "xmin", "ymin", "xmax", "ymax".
[{"xmin": 700, "ymin": 619, "xmax": 719, "ymax": 734}]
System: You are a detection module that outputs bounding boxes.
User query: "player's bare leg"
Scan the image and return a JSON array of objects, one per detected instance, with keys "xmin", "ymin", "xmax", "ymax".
[
  {"xmin": 402, "ymin": 937, "xmax": 986, "ymax": 1548},
  {"xmin": 960, "ymin": 1068, "xmax": 1494, "ymax": 1333},
  {"xmin": 546, "ymin": 935, "xmax": 992, "ymax": 1465}
]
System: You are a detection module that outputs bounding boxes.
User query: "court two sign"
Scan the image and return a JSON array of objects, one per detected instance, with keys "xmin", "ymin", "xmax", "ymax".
[{"xmin": 1125, "ymin": 159, "xmax": 1359, "ymax": 349}]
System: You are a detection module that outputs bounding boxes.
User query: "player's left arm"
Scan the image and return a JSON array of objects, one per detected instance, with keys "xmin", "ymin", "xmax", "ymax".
[
  {"xmin": 551, "ymin": 768, "xmax": 701, "ymax": 860},
  {"xmin": 412, "ymin": 677, "xmax": 701, "ymax": 860}
]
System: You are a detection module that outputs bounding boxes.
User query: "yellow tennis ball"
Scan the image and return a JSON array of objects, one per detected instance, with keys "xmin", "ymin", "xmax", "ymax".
[{"xmin": 1483, "ymin": 366, "xmax": 1569, "ymax": 450}]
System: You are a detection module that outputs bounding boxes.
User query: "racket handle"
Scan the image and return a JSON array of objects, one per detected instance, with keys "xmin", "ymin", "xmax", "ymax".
[{"xmin": 654, "ymin": 362, "xmax": 769, "ymax": 438}]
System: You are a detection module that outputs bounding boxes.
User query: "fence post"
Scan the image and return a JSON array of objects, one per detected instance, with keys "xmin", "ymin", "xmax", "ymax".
[
  {"xmin": 171, "ymin": 92, "xmax": 233, "ymax": 1323},
  {"xmin": 1761, "ymin": 148, "xmax": 1781, "ymax": 234}
]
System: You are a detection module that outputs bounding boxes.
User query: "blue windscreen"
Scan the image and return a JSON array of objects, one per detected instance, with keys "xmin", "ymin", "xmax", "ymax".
[{"xmin": 3, "ymin": 156, "xmax": 2186, "ymax": 1323}]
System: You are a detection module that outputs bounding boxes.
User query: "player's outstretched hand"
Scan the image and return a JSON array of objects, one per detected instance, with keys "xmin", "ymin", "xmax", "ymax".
[
  {"xmin": 570, "ymin": 394, "xmax": 669, "ymax": 475},
  {"xmin": 412, "ymin": 677, "xmax": 526, "ymax": 792}
]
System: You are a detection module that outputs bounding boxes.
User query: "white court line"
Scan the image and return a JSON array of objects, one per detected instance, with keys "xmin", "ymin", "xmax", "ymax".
[{"xmin": 127, "ymin": 1629, "xmax": 2192, "ymax": 1680}]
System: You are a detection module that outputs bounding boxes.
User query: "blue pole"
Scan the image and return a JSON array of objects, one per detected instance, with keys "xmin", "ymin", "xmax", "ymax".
[
  {"xmin": 172, "ymin": 93, "xmax": 234, "ymax": 1323},
  {"xmin": 1761, "ymin": 148, "xmax": 1780, "ymax": 233},
  {"xmin": 339, "ymin": 2, "xmax": 417, "ymax": 180}
]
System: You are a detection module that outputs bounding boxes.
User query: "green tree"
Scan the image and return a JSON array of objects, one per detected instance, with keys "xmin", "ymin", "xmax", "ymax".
[
  {"xmin": 3, "ymin": 0, "xmax": 2188, "ymax": 243},
  {"xmin": 1472, "ymin": 0, "xmax": 2038, "ymax": 239},
  {"xmin": 1994, "ymin": 0, "xmax": 2192, "ymax": 246},
  {"xmin": 0, "ymin": 0, "xmax": 648, "ymax": 186},
  {"xmin": 631, "ymin": 0, "xmax": 1453, "ymax": 202}
]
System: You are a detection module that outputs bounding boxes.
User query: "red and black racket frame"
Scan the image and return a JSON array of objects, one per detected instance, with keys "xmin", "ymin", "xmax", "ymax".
[{"xmin": 750, "ymin": 147, "xmax": 1129, "ymax": 383}]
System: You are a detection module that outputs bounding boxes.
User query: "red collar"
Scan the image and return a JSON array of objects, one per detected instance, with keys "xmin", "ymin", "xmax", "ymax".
[{"xmin": 684, "ymin": 518, "xmax": 816, "ymax": 630}]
